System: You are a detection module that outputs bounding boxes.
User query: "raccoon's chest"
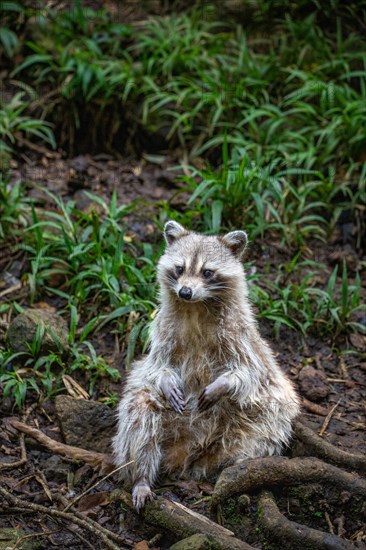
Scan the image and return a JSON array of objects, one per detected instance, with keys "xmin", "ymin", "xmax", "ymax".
[
  {"xmin": 170, "ymin": 314, "xmax": 224, "ymax": 389},
  {"xmin": 172, "ymin": 344, "xmax": 220, "ymax": 393}
]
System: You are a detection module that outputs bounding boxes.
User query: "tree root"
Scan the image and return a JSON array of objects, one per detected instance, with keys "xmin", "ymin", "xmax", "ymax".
[
  {"xmin": 302, "ymin": 398, "xmax": 329, "ymax": 416},
  {"xmin": 9, "ymin": 420, "xmax": 252, "ymax": 547},
  {"xmin": 293, "ymin": 419, "xmax": 366, "ymax": 473},
  {"xmin": 211, "ymin": 456, "xmax": 366, "ymax": 510},
  {"xmin": 0, "ymin": 404, "xmax": 37, "ymax": 472},
  {"xmin": 113, "ymin": 489, "xmax": 254, "ymax": 550},
  {"xmin": 0, "ymin": 486, "xmax": 126, "ymax": 550},
  {"xmin": 10, "ymin": 420, "xmax": 114, "ymax": 473},
  {"xmin": 8, "ymin": 419, "xmax": 366, "ymax": 549},
  {"xmin": 258, "ymin": 490, "xmax": 355, "ymax": 550}
]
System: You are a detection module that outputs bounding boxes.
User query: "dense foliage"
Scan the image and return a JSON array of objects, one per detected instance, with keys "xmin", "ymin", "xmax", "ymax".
[{"xmin": 0, "ymin": 0, "xmax": 365, "ymax": 407}]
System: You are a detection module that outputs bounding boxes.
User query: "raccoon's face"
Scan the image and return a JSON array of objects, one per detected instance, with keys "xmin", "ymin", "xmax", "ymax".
[{"xmin": 158, "ymin": 221, "xmax": 247, "ymax": 303}]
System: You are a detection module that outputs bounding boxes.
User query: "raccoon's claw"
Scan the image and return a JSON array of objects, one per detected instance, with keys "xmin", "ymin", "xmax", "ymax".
[
  {"xmin": 132, "ymin": 481, "xmax": 155, "ymax": 511},
  {"xmin": 198, "ymin": 376, "xmax": 230, "ymax": 412},
  {"xmin": 198, "ymin": 388, "xmax": 215, "ymax": 411},
  {"xmin": 160, "ymin": 375, "xmax": 185, "ymax": 414},
  {"xmin": 168, "ymin": 387, "xmax": 185, "ymax": 414}
]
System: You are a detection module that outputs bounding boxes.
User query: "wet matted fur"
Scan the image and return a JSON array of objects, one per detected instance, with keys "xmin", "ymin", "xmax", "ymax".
[{"xmin": 113, "ymin": 221, "xmax": 300, "ymax": 508}]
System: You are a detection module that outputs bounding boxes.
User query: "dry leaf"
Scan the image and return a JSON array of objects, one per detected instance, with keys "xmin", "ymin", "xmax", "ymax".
[
  {"xmin": 350, "ymin": 333, "xmax": 366, "ymax": 351},
  {"xmin": 32, "ymin": 302, "xmax": 56, "ymax": 312},
  {"xmin": 62, "ymin": 375, "xmax": 89, "ymax": 399},
  {"xmin": 78, "ymin": 491, "xmax": 110, "ymax": 512}
]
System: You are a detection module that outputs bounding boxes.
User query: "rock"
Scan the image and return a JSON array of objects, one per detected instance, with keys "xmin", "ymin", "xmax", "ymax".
[
  {"xmin": 0, "ymin": 528, "xmax": 40, "ymax": 549},
  {"xmin": 170, "ymin": 534, "xmax": 220, "ymax": 550},
  {"xmin": 7, "ymin": 309, "xmax": 69, "ymax": 354},
  {"xmin": 298, "ymin": 366, "xmax": 330, "ymax": 401},
  {"xmin": 43, "ymin": 455, "xmax": 70, "ymax": 483},
  {"xmin": 55, "ymin": 395, "xmax": 116, "ymax": 453}
]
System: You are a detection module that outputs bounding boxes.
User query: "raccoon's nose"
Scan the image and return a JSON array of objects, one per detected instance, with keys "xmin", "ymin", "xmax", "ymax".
[{"xmin": 179, "ymin": 286, "xmax": 192, "ymax": 300}]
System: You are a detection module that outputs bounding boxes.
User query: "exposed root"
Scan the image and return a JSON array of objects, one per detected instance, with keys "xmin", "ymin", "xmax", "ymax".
[
  {"xmin": 0, "ymin": 486, "xmax": 124, "ymax": 550},
  {"xmin": 54, "ymin": 493, "xmax": 135, "ymax": 547},
  {"xmin": 113, "ymin": 489, "xmax": 254, "ymax": 550},
  {"xmin": 211, "ymin": 456, "xmax": 366, "ymax": 510},
  {"xmin": 302, "ymin": 398, "xmax": 328, "ymax": 416},
  {"xmin": 9, "ymin": 420, "xmax": 251, "ymax": 547},
  {"xmin": 8, "ymin": 418, "xmax": 366, "ymax": 548},
  {"xmin": 0, "ymin": 404, "xmax": 37, "ymax": 472},
  {"xmin": 294, "ymin": 419, "xmax": 366, "ymax": 473},
  {"xmin": 9, "ymin": 420, "xmax": 114, "ymax": 473},
  {"xmin": 258, "ymin": 490, "xmax": 355, "ymax": 550}
]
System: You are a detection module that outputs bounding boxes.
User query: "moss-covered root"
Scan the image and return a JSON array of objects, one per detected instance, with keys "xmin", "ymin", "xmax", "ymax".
[
  {"xmin": 258, "ymin": 490, "xmax": 355, "ymax": 550},
  {"xmin": 211, "ymin": 456, "xmax": 366, "ymax": 510},
  {"xmin": 113, "ymin": 489, "xmax": 253, "ymax": 549}
]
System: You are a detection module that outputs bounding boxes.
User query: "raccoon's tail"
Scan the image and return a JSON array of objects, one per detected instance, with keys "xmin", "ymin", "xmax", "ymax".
[{"xmin": 112, "ymin": 388, "xmax": 164, "ymax": 487}]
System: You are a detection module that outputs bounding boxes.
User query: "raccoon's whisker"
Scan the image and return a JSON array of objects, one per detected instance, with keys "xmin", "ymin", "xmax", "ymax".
[
  {"xmin": 200, "ymin": 300, "xmax": 211, "ymax": 315},
  {"xmin": 210, "ymin": 284, "xmax": 237, "ymax": 291},
  {"xmin": 204, "ymin": 296, "xmax": 227, "ymax": 307},
  {"xmin": 211, "ymin": 285, "xmax": 236, "ymax": 290}
]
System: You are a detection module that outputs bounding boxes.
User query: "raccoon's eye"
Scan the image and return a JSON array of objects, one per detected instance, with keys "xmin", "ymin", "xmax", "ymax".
[
  {"xmin": 203, "ymin": 269, "xmax": 213, "ymax": 279},
  {"xmin": 176, "ymin": 266, "xmax": 184, "ymax": 275}
]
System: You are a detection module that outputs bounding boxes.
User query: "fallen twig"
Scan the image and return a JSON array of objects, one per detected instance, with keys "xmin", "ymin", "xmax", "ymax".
[
  {"xmin": 14, "ymin": 133, "xmax": 60, "ymax": 158},
  {"xmin": 0, "ymin": 404, "xmax": 37, "ymax": 472},
  {"xmin": 294, "ymin": 419, "xmax": 366, "ymax": 472},
  {"xmin": 54, "ymin": 493, "xmax": 134, "ymax": 547},
  {"xmin": 302, "ymin": 398, "xmax": 328, "ymax": 416},
  {"xmin": 211, "ymin": 456, "xmax": 366, "ymax": 510},
  {"xmin": 12, "ymin": 530, "xmax": 59, "ymax": 550},
  {"xmin": 63, "ymin": 460, "xmax": 134, "ymax": 512},
  {"xmin": 319, "ymin": 400, "xmax": 341, "ymax": 437},
  {"xmin": 325, "ymin": 511, "xmax": 335, "ymax": 535},
  {"xmin": 258, "ymin": 490, "xmax": 354, "ymax": 550},
  {"xmin": 0, "ymin": 486, "xmax": 124, "ymax": 550},
  {"xmin": 0, "ymin": 282, "xmax": 23, "ymax": 299}
]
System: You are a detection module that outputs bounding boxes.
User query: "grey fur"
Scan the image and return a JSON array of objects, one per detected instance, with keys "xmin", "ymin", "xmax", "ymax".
[{"xmin": 113, "ymin": 223, "xmax": 300, "ymax": 509}]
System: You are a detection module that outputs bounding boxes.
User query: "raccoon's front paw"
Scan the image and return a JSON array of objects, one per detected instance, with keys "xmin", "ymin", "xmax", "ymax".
[
  {"xmin": 160, "ymin": 375, "xmax": 185, "ymax": 414},
  {"xmin": 198, "ymin": 375, "xmax": 230, "ymax": 412},
  {"xmin": 132, "ymin": 480, "xmax": 155, "ymax": 511}
]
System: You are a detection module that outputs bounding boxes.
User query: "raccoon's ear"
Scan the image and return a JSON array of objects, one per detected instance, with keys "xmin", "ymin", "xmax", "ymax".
[
  {"xmin": 164, "ymin": 220, "xmax": 188, "ymax": 245},
  {"xmin": 221, "ymin": 230, "xmax": 248, "ymax": 258}
]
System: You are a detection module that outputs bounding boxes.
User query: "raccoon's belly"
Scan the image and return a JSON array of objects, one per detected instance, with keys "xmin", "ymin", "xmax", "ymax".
[
  {"xmin": 161, "ymin": 403, "xmax": 252, "ymax": 477},
  {"xmin": 178, "ymin": 357, "xmax": 222, "ymax": 399}
]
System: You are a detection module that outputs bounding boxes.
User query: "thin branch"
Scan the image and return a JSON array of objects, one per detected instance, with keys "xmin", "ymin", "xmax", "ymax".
[{"xmin": 0, "ymin": 486, "xmax": 124, "ymax": 550}]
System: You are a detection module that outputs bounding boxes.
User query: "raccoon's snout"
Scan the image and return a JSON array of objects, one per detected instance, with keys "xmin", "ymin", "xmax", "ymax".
[{"xmin": 179, "ymin": 286, "xmax": 192, "ymax": 301}]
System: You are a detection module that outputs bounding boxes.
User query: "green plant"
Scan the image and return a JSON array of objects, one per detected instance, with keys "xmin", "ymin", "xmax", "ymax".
[
  {"xmin": 247, "ymin": 251, "xmax": 366, "ymax": 338},
  {"xmin": 0, "ymin": 177, "xmax": 29, "ymax": 240},
  {"xmin": 0, "ymin": 1, "xmax": 24, "ymax": 59},
  {"xmin": 18, "ymin": 190, "xmax": 157, "ymax": 354},
  {"xmin": 310, "ymin": 261, "xmax": 365, "ymax": 336},
  {"xmin": 185, "ymin": 146, "xmax": 328, "ymax": 246},
  {"xmin": 0, "ymin": 299, "xmax": 122, "ymax": 409},
  {"xmin": 0, "ymin": 92, "xmax": 55, "ymax": 153}
]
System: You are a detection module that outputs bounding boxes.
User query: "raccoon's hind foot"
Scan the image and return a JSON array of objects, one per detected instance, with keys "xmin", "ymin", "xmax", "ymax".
[
  {"xmin": 132, "ymin": 478, "xmax": 156, "ymax": 511},
  {"xmin": 160, "ymin": 374, "xmax": 185, "ymax": 414},
  {"xmin": 198, "ymin": 374, "xmax": 231, "ymax": 412}
]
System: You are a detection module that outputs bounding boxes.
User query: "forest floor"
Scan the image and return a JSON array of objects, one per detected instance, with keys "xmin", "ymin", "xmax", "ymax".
[{"xmin": 0, "ymin": 149, "xmax": 365, "ymax": 549}]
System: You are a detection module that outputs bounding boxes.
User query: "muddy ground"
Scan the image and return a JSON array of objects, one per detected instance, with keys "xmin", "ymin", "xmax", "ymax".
[{"xmin": 0, "ymin": 151, "xmax": 365, "ymax": 549}]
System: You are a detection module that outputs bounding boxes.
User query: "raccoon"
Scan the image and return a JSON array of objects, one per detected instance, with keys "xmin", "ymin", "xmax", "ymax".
[{"xmin": 113, "ymin": 221, "xmax": 300, "ymax": 509}]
